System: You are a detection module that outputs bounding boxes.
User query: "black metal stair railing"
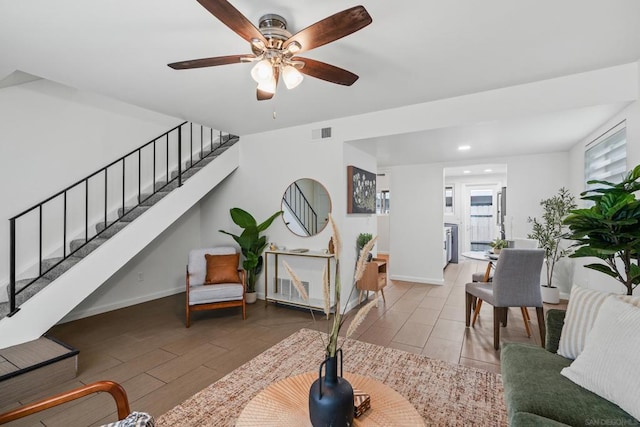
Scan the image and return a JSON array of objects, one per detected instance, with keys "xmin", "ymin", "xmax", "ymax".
[
  {"xmin": 7, "ymin": 122, "xmax": 238, "ymax": 316},
  {"xmin": 282, "ymin": 181, "xmax": 318, "ymax": 236}
]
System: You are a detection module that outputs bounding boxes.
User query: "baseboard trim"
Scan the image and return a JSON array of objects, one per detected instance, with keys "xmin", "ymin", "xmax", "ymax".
[
  {"xmin": 59, "ymin": 286, "xmax": 184, "ymax": 323},
  {"xmin": 390, "ymin": 275, "xmax": 445, "ymax": 286}
]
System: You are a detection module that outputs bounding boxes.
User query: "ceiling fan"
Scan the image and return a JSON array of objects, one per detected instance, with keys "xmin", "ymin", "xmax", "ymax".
[{"xmin": 168, "ymin": 0, "xmax": 372, "ymax": 100}]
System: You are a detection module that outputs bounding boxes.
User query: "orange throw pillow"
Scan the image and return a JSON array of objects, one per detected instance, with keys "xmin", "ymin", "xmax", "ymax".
[{"xmin": 204, "ymin": 253, "xmax": 241, "ymax": 284}]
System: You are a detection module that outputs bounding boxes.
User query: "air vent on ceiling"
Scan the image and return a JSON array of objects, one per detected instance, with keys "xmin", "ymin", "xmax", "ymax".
[{"xmin": 312, "ymin": 127, "xmax": 332, "ymax": 140}]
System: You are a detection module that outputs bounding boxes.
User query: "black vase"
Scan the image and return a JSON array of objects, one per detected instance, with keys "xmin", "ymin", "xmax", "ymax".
[{"xmin": 308, "ymin": 349, "xmax": 354, "ymax": 427}]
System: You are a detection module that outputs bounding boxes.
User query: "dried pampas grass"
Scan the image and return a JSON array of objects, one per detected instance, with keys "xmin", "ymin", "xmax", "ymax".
[
  {"xmin": 283, "ymin": 260, "xmax": 309, "ymax": 302},
  {"xmin": 322, "ymin": 265, "xmax": 331, "ymax": 319},
  {"xmin": 328, "ymin": 214, "xmax": 341, "ymax": 259},
  {"xmin": 354, "ymin": 236, "xmax": 378, "ymax": 283},
  {"xmin": 346, "ymin": 299, "xmax": 378, "ymax": 339}
]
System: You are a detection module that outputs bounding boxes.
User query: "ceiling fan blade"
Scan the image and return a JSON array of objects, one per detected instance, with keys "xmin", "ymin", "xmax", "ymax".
[
  {"xmin": 257, "ymin": 88, "xmax": 274, "ymax": 101},
  {"xmin": 168, "ymin": 54, "xmax": 255, "ymax": 70},
  {"xmin": 283, "ymin": 6, "xmax": 372, "ymax": 54},
  {"xmin": 196, "ymin": 0, "xmax": 267, "ymax": 45},
  {"xmin": 294, "ymin": 57, "xmax": 359, "ymax": 86}
]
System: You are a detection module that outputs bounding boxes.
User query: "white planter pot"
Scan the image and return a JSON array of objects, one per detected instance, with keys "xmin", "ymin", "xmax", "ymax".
[
  {"xmin": 541, "ymin": 286, "xmax": 560, "ymax": 304},
  {"xmin": 245, "ymin": 292, "xmax": 257, "ymax": 304}
]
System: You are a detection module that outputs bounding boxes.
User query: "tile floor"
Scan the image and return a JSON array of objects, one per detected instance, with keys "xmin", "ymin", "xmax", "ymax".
[{"xmin": 1, "ymin": 256, "xmax": 564, "ymax": 426}]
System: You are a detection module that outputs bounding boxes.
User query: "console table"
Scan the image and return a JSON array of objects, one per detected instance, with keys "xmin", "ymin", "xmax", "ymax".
[
  {"xmin": 263, "ymin": 250, "xmax": 335, "ymax": 311},
  {"xmin": 236, "ymin": 371, "xmax": 425, "ymax": 426}
]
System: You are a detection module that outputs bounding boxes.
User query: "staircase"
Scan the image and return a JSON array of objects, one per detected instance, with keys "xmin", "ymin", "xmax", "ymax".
[{"xmin": 0, "ymin": 123, "xmax": 240, "ymax": 348}]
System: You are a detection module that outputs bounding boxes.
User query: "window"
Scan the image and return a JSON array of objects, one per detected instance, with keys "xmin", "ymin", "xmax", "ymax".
[
  {"xmin": 376, "ymin": 190, "xmax": 390, "ymax": 214},
  {"xmin": 444, "ymin": 186, "xmax": 454, "ymax": 214},
  {"xmin": 585, "ymin": 121, "xmax": 627, "ymax": 190}
]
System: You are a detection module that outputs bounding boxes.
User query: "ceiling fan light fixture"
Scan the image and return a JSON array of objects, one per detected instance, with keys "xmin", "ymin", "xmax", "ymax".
[
  {"xmin": 282, "ymin": 65, "xmax": 304, "ymax": 89},
  {"xmin": 284, "ymin": 41, "xmax": 302, "ymax": 55},
  {"xmin": 257, "ymin": 75, "xmax": 277, "ymax": 94},
  {"xmin": 250, "ymin": 59, "xmax": 273, "ymax": 83}
]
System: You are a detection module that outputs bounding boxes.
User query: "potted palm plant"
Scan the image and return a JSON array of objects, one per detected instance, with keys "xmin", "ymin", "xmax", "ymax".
[
  {"xmin": 564, "ymin": 165, "xmax": 640, "ymax": 296},
  {"xmin": 527, "ymin": 187, "xmax": 576, "ymax": 303},
  {"xmin": 219, "ymin": 207, "xmax": 283, "ymax": 303}
]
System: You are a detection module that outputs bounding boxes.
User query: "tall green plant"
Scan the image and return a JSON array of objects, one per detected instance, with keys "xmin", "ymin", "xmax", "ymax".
[
  {"xmin": 219, "ymin": 208, "xmax": 283, "ymax": 293},
  {"xmin": 527, "ymin": 187, "xmax": 576, "ymax": 288},
  {"xmin": 564, "ymin": 165, "xmax": 640, "ymax": 296}
]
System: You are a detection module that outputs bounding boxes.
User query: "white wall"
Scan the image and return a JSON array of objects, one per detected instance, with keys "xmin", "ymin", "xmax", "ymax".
[
  {"xmin": 61, "ymin": 204, "xmax": 202, "ymax": 322},
  {"xmin": 0, "ymin": 79, "xmax": 183, "ymax": 302},
  {"xmin": 198, "ymin": 126, "xmax": 376, "ymax": 311},
  {"xmin": 568, "ymin": 98, "xmax": 640, "ymax": 295},
  {"xmin": 389, "ymin": 163, "xmax": 445, "ymax": 284}
]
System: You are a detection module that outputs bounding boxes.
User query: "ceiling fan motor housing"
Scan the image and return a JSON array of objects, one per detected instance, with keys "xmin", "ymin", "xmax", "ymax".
[{"xmin": 255, "ymin": 14, "xmax": 292, "ymax": 51}]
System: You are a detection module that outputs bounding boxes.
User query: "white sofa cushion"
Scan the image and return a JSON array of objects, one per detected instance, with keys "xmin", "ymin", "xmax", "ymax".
[
  {"xmin": 188, "ymin": 247, "xmax": 236, "ymax": 286},
  {"xmin": 189, "ymin": 283, "xmax": 244, "ymax": 305},
  {"xmin": 560, "ymin": 297, "xmax": 640, "ymax": 420}
]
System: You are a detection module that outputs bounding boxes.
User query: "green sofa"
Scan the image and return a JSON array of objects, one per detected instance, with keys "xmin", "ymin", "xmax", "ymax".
[{"xmin": 500, "ymin": 309, "xmax": 639, "ymax": 426}]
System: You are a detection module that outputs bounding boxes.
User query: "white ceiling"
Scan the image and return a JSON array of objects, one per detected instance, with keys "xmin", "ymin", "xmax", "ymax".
[
  {"xmin": 350, "ymin": 102, "xmax": 632, "ymax": 167},
  {"xmin": 1, "ymin": 0, "xmax": 640, "ymax": 165}
]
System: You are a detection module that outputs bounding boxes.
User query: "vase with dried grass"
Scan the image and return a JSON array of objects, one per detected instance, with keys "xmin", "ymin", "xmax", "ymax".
[{"xmin": 284, "ymin": 214, "xmax": 378, "ymax": 427}]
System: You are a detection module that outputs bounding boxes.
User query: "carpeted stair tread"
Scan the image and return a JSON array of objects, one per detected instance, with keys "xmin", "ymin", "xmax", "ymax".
[
  {"xmin": 13, "ymin": 278, "xmax": 52, "ymax": 305},
  {"xmin": 0, "ymin": 301, "xmax": 8, "ymax": 318},
  {"xmin": 42, "ymin": 257, "xmax": 83, "ymax": 281},
  {"xmin": 170, "ymin": 167, "xmax": 202, "ymax": 181},
  {"xmin": 118, "ymin": 205, "xmax": 150, "ymax": 221},
  {"xmin": 70, "ymin": 238, "xmax": 108, "ymax": 258},
  {"xmin": 95, "ymin": 221, "xmax": 129, "ymax": 238},
  {"xmin": 155, "ymin": 180, "xmax": 178, "ymax": 192},
  {"xmin": 139, "ymin": 192, "xmax": 169, "ymax": 207},
  {"xmin": 195, "ymin": 154, "xmax": 219, "ymax": 167},
  {"xmin": 212, "ymin": 145, "xmax": 231, "ymax": 156}
]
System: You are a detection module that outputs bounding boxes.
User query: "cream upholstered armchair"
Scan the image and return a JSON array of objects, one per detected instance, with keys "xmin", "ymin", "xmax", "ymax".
[{"xmin": 186, "ymin": 246, "xmax": 246, "ymax": 327}]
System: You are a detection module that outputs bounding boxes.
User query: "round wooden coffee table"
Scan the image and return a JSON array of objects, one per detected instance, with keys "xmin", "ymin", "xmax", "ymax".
[{"xmin": 236, "ymin": 372, "xmax": 424, "ymax": 426}]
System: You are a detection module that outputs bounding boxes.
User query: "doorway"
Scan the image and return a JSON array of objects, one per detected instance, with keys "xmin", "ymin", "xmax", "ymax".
[
  {"xmin": 443, "ymin": 164, "xmax": 507, "ymax": 253},
  {"xmin": 466, "ymin": 187, "xmax": 496, "ymax": 252}
]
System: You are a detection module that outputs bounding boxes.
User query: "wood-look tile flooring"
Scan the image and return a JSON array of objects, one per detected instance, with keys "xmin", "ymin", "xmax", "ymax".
[{"xmin": 1, "ymin": 257, "xmax": 565, "ymax": 426}]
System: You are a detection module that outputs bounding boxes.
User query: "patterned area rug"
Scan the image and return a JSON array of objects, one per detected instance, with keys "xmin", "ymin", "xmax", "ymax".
[{"xmin": 157, "ymin": 328, "xmax": 507, "ymax": 426}]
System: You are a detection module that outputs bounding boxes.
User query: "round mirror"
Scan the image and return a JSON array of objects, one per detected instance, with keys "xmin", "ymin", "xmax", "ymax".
[{"xmin": 281, "ymin": 178, "xmax": 331, "ymax": 237}]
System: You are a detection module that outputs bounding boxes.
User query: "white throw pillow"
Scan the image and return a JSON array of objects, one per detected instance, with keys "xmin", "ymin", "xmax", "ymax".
[
  {"xmin": 560, "ymin": 297, "xmax": 640, "ymax": 420},
  {"xmin": 558, "ymin": 286, "xmax": 640, "ymax": 359},
  {"xmin": 557, "ymin": 285, "xmax": 611, "ymax": 359}
]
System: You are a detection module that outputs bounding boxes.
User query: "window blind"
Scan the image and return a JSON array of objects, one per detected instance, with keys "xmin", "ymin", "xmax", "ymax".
[{"xmin": 585, "ymin": 121, "xmax": 626, "ymax": 190}]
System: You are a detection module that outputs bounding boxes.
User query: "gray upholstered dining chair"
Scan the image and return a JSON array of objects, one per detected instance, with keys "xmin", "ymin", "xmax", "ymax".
[{"xmin": 465, "ymin": 248, "xmax": 545, "ymax": 350}]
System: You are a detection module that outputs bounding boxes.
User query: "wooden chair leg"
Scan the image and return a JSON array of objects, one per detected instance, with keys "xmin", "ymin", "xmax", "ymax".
[
  {"xmin": 520, "ymin": 307, "xmax": 531, "ymax": 337},
  {"xmin": 465, "ymin": 292, "xmax": 474, "ymax": 327},
  {"xmin": 242, "ymin": 299, "xmax": 246, "ymax": 320},
  {"xmin": 472, "ymin": 299, "xmax": 483, "ymax": 326},
  {"xmin": 186, "ymin": 304, "xmax": 191, "ymax": 328},
  {"xmin": 501, "ymin": 308, "xmax": 508, "ymax": 327},
  {"xmin": 380, "ymin": 288, "xmax": 386, "ymax": 304},
  {"xmin": 522, "ymin": 307, "xmax": 531, "ymax": 321},
  {"xmin": 536, "ymin": 307, "xmax": 545, "ymax": 347},
  {"xmin": 493, "ymin": 307, "xmax": 502, "ymax": 350}
]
